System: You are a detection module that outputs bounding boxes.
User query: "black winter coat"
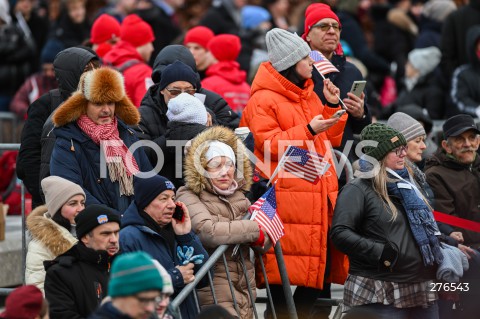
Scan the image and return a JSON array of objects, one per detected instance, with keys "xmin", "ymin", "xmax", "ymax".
[
  {"xmin": 450, "ymin": 26, "xmax": 480, "ymax": 117},
  {"xmin": 331, "ymin": 178, "xmax": 436, "ymax": 282},
  {"xmin": 149, "ymin": 45, "xmax": 239, "ymax": 129},
  {"xmin": 16, "ymin": 48, "xmax": 98, "ymax": 207},
  {"xmin": 44, "ymin": 244, "xmax": 113, "ymax": 319},
  {"xmin": 164, "ymin": 121, "xmax": 207, "ymax": 188},
  {"xmin": 440, "ymin": 0, "xmax": 480, "ymax": 79},
  {"xmin": 87, "ymin": 302, "xmax": 133, "ymax": 319}
]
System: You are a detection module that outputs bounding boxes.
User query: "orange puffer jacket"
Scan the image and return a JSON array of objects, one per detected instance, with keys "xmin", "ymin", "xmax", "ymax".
[{"xmin": 241, "ymin": 62, "xmax": 349, "ymax": 289}]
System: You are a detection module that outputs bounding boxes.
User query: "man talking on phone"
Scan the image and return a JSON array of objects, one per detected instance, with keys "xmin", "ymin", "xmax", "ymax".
[
  {"xmin": 120, "ymin": 174, "xmax": 209, "ymax": 319},
  {"xmin": 302, "ymin": 3, "xmax": 371, "ymax": 164}
]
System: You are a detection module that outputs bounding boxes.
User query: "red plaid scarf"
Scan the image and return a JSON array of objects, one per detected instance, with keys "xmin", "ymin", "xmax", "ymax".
[{"xmin": 77, "ymin": 115, "xmax": 139, "ymax": 196}]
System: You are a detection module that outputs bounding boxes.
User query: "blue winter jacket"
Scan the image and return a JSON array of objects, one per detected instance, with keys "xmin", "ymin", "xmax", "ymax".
[
  {"xmin": 50, "ymin": 119, "xmax": 152, "ymax": 215},
  {"xmin": 120, "ymin": 202, "xmax": 210, "ymax": 319}
]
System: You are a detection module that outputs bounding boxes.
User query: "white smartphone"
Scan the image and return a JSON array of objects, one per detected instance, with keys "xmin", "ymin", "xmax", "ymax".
[
  {"xmin": 331, "ymin": 109, "xmax": 346, "ymax": 119},
  {"xmin": 350, "ymin": 80, "xmax": 366, "ymax": 98}
]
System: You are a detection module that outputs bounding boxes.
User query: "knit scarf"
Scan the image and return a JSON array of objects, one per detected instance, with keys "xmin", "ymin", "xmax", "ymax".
[
  {"xmin": 386, "ymin": 167, "xmax": 443, "ymax": 266},
  {"xmin": 77, "ymin": 115, "xmax": 139, "ymax": 196}
]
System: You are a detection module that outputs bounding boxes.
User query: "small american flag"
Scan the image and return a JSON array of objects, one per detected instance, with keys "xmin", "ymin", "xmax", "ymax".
[
  {"xmin": 249, "ymin": 187, "xmax": 284, "ymax": 245},
  {"xmin": 282, "ymin": 146, "xmax": 330, "ymax": 184},
  {"xmin": 309, "ymin": 50, "xmax": 339, "ymax": 76}
]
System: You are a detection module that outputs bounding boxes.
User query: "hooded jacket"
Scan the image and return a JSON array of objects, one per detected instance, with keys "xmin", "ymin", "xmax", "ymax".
[
  {"xmin": 44, "ymin": 243, "xmax": 113, "ymax": 319},
  {"xmin": 425, "ymin": 148, "xmax": 480, "ymax": 246},
  {"xmin": 102, "ymin": 41, "xmax": 153, "ymax": 107},
  {"xmin": 17, "ymin": 47, "xmax": 98, "ymax": 208},
  {"xmin": 201, "ymin": 61, "xmax": 251, "ymax": 114},
  {"xmin": 176, "ymin": 126, "xmax": 267, "ymax": 318},
  {"xmin": 440, "ymin": 0, "xmax": 480, "ymax": 79},
  {"xmin": 135, "ymin": 45, "xmax": 240, "ymax": 168},
  {"xmin": 240, "ymin": 61, "xmax": 349, "ymax": 289},
  {"xmin": 120, "ymin": 202, "xmax": 209, "ymax": 319},
  {"xmin": 50, "ymin": 68, "xmax": 152, "ymax": 214},
  {"xmin": 450, "ymin": 25, "xmax": 480, "ymax": 117},
  {"xmin": 25, "ymin": 205, "xmax": 77, "ymax": 293}
]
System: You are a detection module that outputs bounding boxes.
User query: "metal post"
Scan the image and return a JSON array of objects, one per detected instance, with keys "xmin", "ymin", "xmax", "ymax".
[
  {"xmin": 21, "ymin": 182, "xmax": 26, "ymax": 285},
  {"xmin": 274, "ymin": 241, "xmax": 298, "ymax": 319},
  {"xmin": 258, "ymin": 252, "xmax": 277, "ymax": 319}
]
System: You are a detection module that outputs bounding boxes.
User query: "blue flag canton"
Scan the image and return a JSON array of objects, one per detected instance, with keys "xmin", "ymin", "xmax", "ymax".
[
  {"xmin": 309, "ymin": 50, "xmax": 325, "ymax": 62},
  {"xmin": 287, "ymin": 147, "xmax": 310, "ymax": 165},
  {"xmin": 261, "ymin": 188, "xmax": 277, "ymax": 220}
]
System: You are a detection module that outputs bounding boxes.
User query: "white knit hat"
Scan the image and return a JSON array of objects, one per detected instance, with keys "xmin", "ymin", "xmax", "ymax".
[
  {"xmin": 152, "ymin": 259, "xmax": 174, "ymax": 294},
  {"xmin": 205, "ymin": 141, "xmax": 236, "ymax": 165},
  {"xmin": 408, "ymin": 47, "xmax": 441, "ymax": 77},
  {"xmin": 266, "ymin": 28, "xmax": 311, "ymax": 72},
  {"xmin": 166, "ymin": 92, "xmax": 208, "ymax": 125},
  {"xmin": 41, "ymin": 176, "xmax": 85, "ymax": 217}
]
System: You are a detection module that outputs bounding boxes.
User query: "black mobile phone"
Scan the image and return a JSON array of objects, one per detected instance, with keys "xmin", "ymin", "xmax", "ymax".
[{"xmin": 173, "ymin": 204, "xmax": 184, "ymax": 222}]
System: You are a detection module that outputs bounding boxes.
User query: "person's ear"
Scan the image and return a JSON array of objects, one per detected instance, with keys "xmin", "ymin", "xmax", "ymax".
[{"xmin": 441, "ymin": 139, "xmax": 451, "ymax": 154}]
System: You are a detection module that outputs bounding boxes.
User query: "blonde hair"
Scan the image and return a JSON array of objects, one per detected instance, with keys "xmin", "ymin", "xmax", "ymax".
[{"xmin": 372, "ymin": 159, "xmax": 431, "ymax": 221}]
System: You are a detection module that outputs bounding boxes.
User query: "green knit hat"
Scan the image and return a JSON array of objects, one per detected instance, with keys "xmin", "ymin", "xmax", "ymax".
[
  {"xmin": 360, "ymin": 123, "xmax": 407, "ymax": 160},
  {"xmin": 109, "ymin": 252, "xmax": 163, "ymax": 297}
]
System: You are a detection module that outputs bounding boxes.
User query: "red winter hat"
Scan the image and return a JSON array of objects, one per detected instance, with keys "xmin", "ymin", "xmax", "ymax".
[
  {"xmin": 120, "ymin": 14, "xmax": 155, "ymax": 47},
  {"xmin": 0, "ymin": 285, "xmax": 43, "ymax": 319},
  {"xmin": 302, "ymin": 3, "xmax": 341, "ymax": 40},
  {"xmin": 208, "ymin": 34, "xmax": 241, "ymax": 61},
  {"xmin": 184, "ymin": 26, "xmax": 215, "ymax": 49},
  {"xmin": 91, "ymin": 14, "xmax": 121, "ymax": 44}
]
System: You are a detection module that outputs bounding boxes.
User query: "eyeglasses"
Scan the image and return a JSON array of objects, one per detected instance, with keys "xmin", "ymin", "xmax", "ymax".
[
  {"xmin": 311, "ymin": 22, "xmax": 342, "ymax": 32},
  {"xmin": 207, "ymin": 160, "xmax": 235, "ymax": 173},
  {"xmin": 135, "ymin": 293, "xmax": 169, "ymax": 308},
  {"xmin": 165, "ymin": 87, "xmax": 196, "ymax": 96},
  {"xmin": 391, "ymin": 145, "xmax": 408, "ymax": 156}
]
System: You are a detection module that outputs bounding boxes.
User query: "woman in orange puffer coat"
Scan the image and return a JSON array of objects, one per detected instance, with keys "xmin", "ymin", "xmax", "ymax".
[{"xmin": 240, "ymin": 28, "xmax": 349, "ymax": 318}]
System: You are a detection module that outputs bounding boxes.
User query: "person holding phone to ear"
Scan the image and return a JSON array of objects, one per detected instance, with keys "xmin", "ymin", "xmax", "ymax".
[{"xmin": 119, "ymin": 175, "xmax": 209, "ymax": 319}]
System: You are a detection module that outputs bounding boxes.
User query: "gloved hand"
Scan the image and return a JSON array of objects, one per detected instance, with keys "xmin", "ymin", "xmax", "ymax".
[{"xmin": 177, "ymin": 246, "xmax": 205, "ymax": 265}]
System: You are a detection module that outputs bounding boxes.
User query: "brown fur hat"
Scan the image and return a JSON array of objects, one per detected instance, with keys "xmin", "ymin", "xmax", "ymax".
[{"xmin": 52, "ymin": 67, "xmax": 140, "ymax": 126}]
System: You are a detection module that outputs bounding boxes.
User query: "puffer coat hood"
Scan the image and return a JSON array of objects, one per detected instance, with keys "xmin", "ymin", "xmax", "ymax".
[
  {"xmin": 53, "ymin": 47, "xmax": 99, "ymax": 101},
  {"xmin": 183, "ymin": 126, "xmax": 252, "ymax": 196}
]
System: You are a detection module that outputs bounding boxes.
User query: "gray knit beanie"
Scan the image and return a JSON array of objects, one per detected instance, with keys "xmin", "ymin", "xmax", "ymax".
[
  {"xmin": 387, "ymin": 112, "xmax": 426, "ymax": 142},
  {"xmin": 266, "ymin": 28, "xmax": 311, "ymax": 72},
  {"xmin": 408, "ymin": 47, "xmax": 441, "ymax": 77},
  {"xmin": 41, "ymin": 176, "xmax": 85, "ymax": 217},
  {"xmin": 422, "ymin": 0, "xmax": 456, "ymax": 23}
]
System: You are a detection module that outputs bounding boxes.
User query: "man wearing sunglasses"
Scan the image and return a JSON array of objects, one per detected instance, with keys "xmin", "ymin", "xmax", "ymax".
[{"xmin": 302, "ymin": 3, "xmax": 371, "ymax": 165}]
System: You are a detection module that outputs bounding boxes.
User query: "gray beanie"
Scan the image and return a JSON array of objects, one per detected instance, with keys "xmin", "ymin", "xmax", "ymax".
[
  {"xmin": 41, "ymin": 176, "xmax": 85, "ymax": 217},
  {"xmin": 266, "ymin": 28, "xmax": 311, "ymax": 72},
  {"xmin": 422, "ymin": 0, "xmax": 456, "ymax": 23},
  {"xmin": 408, "ymin": 47, "xmax": 441, "ymax": 77},
  {"xmin": 167, "ymin": 92, "xmax": 208, "ymax": 125},
  {"xmin": 387, "ymin": 112, "xmax": 426, "ymax": 142}
]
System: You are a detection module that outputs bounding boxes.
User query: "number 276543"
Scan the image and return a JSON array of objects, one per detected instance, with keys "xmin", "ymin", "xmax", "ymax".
[{"xmin": 429, "ymin": 283, "xmax": 469, "ymax": 292}]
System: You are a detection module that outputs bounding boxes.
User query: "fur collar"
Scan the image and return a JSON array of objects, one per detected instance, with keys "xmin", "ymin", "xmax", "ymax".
[
  {"xmin": 26, "ymin": 205, "xmax": 77, "ymax": 257},
  {"xmin": 184, "ymin": 126, "xmax": 252, "ymax": 196}
]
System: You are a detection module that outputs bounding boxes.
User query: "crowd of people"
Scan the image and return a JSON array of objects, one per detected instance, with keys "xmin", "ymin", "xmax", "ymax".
[{"xmin": 1, "ymin": 0, "xmax": 479, "ymax": 319}]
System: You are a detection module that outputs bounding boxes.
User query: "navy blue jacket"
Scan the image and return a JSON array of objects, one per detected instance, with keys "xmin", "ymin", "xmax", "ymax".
[
  {"xmin": 50, "ymin": 119, "xmax": 152, "ymax": 215},
  {"xmin": 120, "ymin": 202, "xmax": 209, "ymax": 319}
]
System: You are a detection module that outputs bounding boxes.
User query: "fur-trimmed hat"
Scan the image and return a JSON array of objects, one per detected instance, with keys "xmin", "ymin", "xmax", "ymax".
[{"xmin": 52, "ymin": 67, "xmax": 140, "ymax": 127}]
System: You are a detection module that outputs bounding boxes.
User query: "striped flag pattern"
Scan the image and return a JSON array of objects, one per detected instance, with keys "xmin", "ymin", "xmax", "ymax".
[
  {"xmin": 249, "ymin": 187, "xmax": 284, "ymax": 245},
  {"xmin": 309, "ymin": 50, "xmax": 339, "ymax": 75},
  {"xmin": 282, "ymin": 146, "xmax": 330, "ymax": 184}
]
